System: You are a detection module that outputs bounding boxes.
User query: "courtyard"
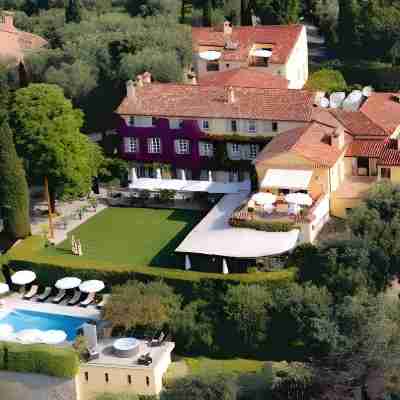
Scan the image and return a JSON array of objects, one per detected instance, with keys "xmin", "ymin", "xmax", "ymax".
[{"xmin": 41, "ymin": 207, "xmax": 204, "ymax": 268}]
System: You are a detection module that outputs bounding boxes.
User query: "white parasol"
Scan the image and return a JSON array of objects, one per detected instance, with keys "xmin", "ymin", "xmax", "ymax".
[
  {"xmin": 0, "ymin": 324, "xmax": 14, "ymax": 340},
  {"xmin": 55, "ymin": 277, "xmax": 82, "ymax": 290},
  {"xmin": 0, "ymin": 283, "xmax": 10, "ymax": 295},
  {"xmin": 199, "ymin": 50, "xmax": 221, "ymax": 61},
  {"xmin": 79, "ymin": 280, "xmax": 105, "ymax": 293},
  {"xmin": 16, "ymin": 329, "xmax": 43, "ymax": 344},
  {"xmin": 251, "ymin": 192, "xmax": 277, "ymax": 205},
  {"xmin": 251, "ymin": 49, "xmax": 272, "ymax": 58},
  {"xmin": 42, "ymin": 330, "xmax": 67, "ymax": 345},
  {"xmin": 11, "ymin": 270, "xmax": 36, "ymax": 285},
  {"xmin": 285, "ymin": 192, "xmax": 313, "ymax": 206}
]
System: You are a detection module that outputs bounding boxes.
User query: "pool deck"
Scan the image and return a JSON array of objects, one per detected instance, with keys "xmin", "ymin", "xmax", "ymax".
[{"xmin": 0, "ymin": 293, "xmax": 101, "ymax": 321}]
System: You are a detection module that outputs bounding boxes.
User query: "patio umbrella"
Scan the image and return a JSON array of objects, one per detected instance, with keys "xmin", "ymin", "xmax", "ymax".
[
  {"xmin": 222, "ymin": 258, "xmax": 229, "ymax": 275},
  {"xmin": 79, "ymin": 280, "xmax": 105, "ymax": 293},
  {"xmin": 181, "ymin": 169, "xmax": 186, "ymax": 181},
  {"xmin": 16, "ymin": 329, "xmax": 44, "ymax": 344},
  {"xmin": 199, "ymin": 50, "xmax": 221, "ymax": 61},
  {"xmin": 11, "ymin": 270, "xmax": 36, "ymax": 285},
  {"xmin": 208, "ymin": 170, "xmax": 213, "ymax": 182},
  {"xmin": 0, "ymin": 324, "xmax": 13, "ymax": 340},
  {"xmin": 251, "ymin": 49, "xmax": 272, "ymax": 58},
  {"xmin": 131, "ymin": 167, "xmax": 138, "ymax": 181},
  {"xmin": 0, "ymin": 283, "xmax": 10, "ymax": 295},
  {"xmin": 42, "ymin": 330, "xmax": 67, "ymax": 345},
  {"xmin": 285, "ymin": 193, "xmax": 313, "ymax": 206},
  {"xmin": 251, "ymin": 192, "xmax": 277, "ymax": 205},
  {"xmin": 55, "ymin": 277, "xmax": 82, "ymax": 290},
  {"xmin": 156, "ymin": 168, "xmax": 162, "ymax": 180},
  {"xmin": 185, "ymin": 255, "xmax": 191, "ymax": 271}
]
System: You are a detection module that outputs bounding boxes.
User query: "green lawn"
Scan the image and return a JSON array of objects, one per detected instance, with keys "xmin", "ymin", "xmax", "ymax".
[{"xmin": 41, "ymin": 208, "xmax": 203, "ymax": 268}]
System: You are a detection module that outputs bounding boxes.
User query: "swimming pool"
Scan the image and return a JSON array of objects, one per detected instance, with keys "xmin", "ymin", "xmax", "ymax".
[{"xmin": 0, "ymin": 309, "xmax": 91, "ymax": 341}]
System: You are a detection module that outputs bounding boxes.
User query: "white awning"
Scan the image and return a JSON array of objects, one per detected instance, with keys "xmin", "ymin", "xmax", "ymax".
[
  {"xmin": 199, "ymin": 50, "xmax": 221, "ymax": 61},
  {"xmin": 261, "ymin": 169, "xmax": 313, "ymax": 191},
  {"xmin": 251, "ymin": 49, "xmax": 272, "ymax": 58}
]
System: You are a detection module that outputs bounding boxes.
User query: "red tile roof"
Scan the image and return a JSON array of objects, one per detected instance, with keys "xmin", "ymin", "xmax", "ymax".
[
  {"xmin": 116, "ymin": 83, "xmax": 315, "ymax": 122},
  {"xmin": 255, "ymin": 122, "xmax": 343, "ymax": 168},
  {"xmin": 330, "ymin": 109, "xmax": 387, "ymax": 137},
  {"xmin": 345, "ymin": 140, "xmax": 385, "ymax": 158},
  {"xmin": 192, "ymin": 25, "xmax": 303, "ymax": 64},
  {"xmin": 360, "ymin": 93, "xmax": 400, "ymax": 134},
  {"xmin": 378, "ymin": 148, "xmax": 400, "ymax": 166},
  {"xmin": 198, "ymin": 68, "xmax": 289, "ymax": 89}
]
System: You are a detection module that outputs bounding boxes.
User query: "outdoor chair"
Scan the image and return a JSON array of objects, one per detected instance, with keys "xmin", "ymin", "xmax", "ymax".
[
  {"xmin": 97, "ymin": 294, "xmax": 110, "ymax": 309},
  {"xmin": 87, "ymin": 346, "xmax": 100, "ymax": 361},
  {"xmin": 80, "ymin": 292, "xmax": 95, "ymax": 307},
  {"xmin": 52, "ymin": 289, "xmax": 67, "ymax": 304},
  {"xmin": 23, "ymin": 285, "xmax": 39, "ymax": 300},
  {"xmin": 149, "ymin": 331, "xmax": 165, "ymax": 347},
  {"xmin": 68, "ymin": 290, "xmax": 82, "ymax": 306},
  {"xmin": 37, "ymin": 287, "xmax": 52, "ymax": 302}
]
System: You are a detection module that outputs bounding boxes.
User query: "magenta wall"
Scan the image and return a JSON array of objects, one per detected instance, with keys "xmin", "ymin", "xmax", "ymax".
[{"xmin": 117, "ymin": 117, "xmax": 209, "ymax": 169}]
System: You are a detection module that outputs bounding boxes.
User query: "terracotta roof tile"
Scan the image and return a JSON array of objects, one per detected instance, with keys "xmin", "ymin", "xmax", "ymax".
[
  {"xmin": 255, "ymin": 122, "xmax": 343, "ymax": 167},
  {"xmin": 192, "ymin": 25, "xmax": 303, "ymax": 64},
  {"xmin": 360, "ymin": 93, "xmax": 400, "ymax": 134},
  {"xmin": 198, "ymin": 68, "xmax": 288, "ymax": 89},
  {"xmin": 116, "ymin": 84, "xmax": 315, "ymax": 122},
  {"xmin": 345, "ymin": 140, "xmax": 385, "ymax": 158}
]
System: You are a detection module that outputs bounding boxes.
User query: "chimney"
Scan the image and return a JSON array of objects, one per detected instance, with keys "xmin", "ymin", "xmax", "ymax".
[
  {"xmin": 227, "ymin": 87, "xmax": 236, "ymax": 104},
  {"xmin": 142, "ymin": 71, "xmax": 152, "ymax": 84},
  {"xmin": 1, "ymin": 12, "xmax": 14, "ymax": 29},
  {"xmin": 136, "ymin": 74, "xmax": 144, "ymax": 87},
  {"xmin": 126, "ymin": 80, "xmax": 136, "ymax": 99},
  {"xmin": 223, "ymin": 20, "xmax": 232, "ymax": 37}
]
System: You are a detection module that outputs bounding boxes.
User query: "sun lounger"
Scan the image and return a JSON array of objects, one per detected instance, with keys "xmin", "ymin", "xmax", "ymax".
[
  {"xmin": 149, "ymin": 331, "xmax": 165, "ymax": 347},
  {"xmin": 67, "ymin": 290, "xmax": 82, "ymax": 306},
  {"xmin": 23, "ymin": 285, "xmax": 39, "ymax": 300},
  {"xmin": 52, "ymin": 289, "xmax": 66, "ymax": 304},
  {"xmin": 96, "ymin": 294, "xmax": 110, "ymax": 309},
  {"xmin": 80, "ymin": 292, "xmax": 95, "ymax": 307},
  {"xmin": 37, "ymin": 287, "xmax": 52, "ymax": 302}
]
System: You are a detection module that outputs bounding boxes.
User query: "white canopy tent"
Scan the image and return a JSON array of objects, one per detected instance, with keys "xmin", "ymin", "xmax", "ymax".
[
  {"xmin": 11, "ymin": 270, "xmax": 36, "ymax": 285},
  {"xmin": 79, "ymin": 280, "xmax": 105, "ymax": 293},
  {"xmin": 285, "ymin": 192, "xmax": 313, "ymax": 206},
  {"xmin": 42, "ymin": 330, "xmax": 67, "ymax": 345},
  {"xmin": 251, "ymin": 192, "xmax": 277, "ymax": 205},
  {"xmin": 261, "ymin": 169, "xmax": 313, "ymax": 191},
  {"xmin": 199, "ymin": 50, "xmax": 221, "ymax": 61},
  {"xmin": 55, "ymin": 277, "xmax": 82, "ymax": 290},
  {"xmin": 129, "ymin": 178, "xmax": 251, "ymax": 194}
]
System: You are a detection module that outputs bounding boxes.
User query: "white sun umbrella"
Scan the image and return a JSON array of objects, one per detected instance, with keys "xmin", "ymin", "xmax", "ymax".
[
  {"xmin": 42, "ymin": 330, "xmax": 67, "ymax": 345},
  {"xmin": 252, "ymin": 49, "xmax": 272, "ymax": 58},
  {"xmin": 17, "ymin": 329, "xmax": 44, "ymax": 344},
  {"xmin": 251, "ymin": 192, "xmax": 277, "ymax": 205},
  {"xmin": 285, "ymin": 192, "xmax": 313, "ymax": 206},
  {"xmin": 208, "ymin": 170, "xmax": 213, "ymax": 182},
  {"xmin": 11, "ymin": 270, "xmax": 36, "ymax": 285},
  {"xmin": 222, "ymin": 258, "xmax": 229, "ymax": 274},
  {"xmin": 0, "ymin": 283, "xmax": 10, "ymax": 295},
  {"xmin": 156, "ymin": 168, "xmax": 162, "ymax": 180},
  {"xmin": 79, "ymin": 280, "xmax": 105, "ymax": 293},
  {"xmin": 199, "ymin": 50, "xmax": 221, "ymax": 61},
  {"xmin": 55, "ymin": 277, "xmax": 82, "ymax": 290},
  {"xmin": 0, "ymin": 324, "xmax": 13, "ymax": 340}
]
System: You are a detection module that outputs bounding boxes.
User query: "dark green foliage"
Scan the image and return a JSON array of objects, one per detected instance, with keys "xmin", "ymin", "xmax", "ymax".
[
  {"xmin": 0, "ymin": 117, "xmax": 31, "ymax": 240},
  {"xmin": 253, "ymin": 0, "xmax": 301, "ymax": 24},
  {"xmin": 0, "ymin": 341, "xmax": 79, "ymax": 378},
  {"xmin": 229, "ymin": 217, "xmax": 296, "ymax": 232},
  {"xmin": 124, "ymin": 0, "xmax": 179, "ymax": 17},
  {"xmin": 65, "ymin": 0, "xmax": 83, "ymax": 23},
  {"xmin": 305, "ymin": 69, "xmax": 347, "ymax": 93},
  {"xmin": 161, "ymin": 374, "xmax": 238, "ymax": 400}
]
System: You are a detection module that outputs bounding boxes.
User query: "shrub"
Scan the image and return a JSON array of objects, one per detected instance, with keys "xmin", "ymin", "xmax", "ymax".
[
  {"xmin": 3, "ymin": 342, "xmax": 79, "ymax": 378},
  {"xmin": 305, "ymin": 69, "xmax": 347, "ymax": 93},
  {"xmin": 229, "ymin": 218, "xmax": 296, "ymax": 232}
]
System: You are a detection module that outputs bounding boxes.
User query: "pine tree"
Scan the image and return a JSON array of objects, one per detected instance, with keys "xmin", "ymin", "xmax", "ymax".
[
  {"xmin": 203, "ymin": 0, "xmax": 212, "ymax": 26},
  {"xmin": 338, "ymin": 0, "xmax": 361, "ymax": 57},
  {"xmin": 0, "ymin": 118, "xmax": 31, "ymax": 240},
  {"xmin": 65, "ymin": 0, "xmax": 83, "ymax": 24}
]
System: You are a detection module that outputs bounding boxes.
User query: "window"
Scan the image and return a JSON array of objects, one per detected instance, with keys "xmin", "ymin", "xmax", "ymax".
[
  {"xmin": 105, "ymin": 373, "xmax": 109, "ymax": 383},
  {"xmin": 148, "ymin": 137, "xmax": 161, "ymax": 154},
  {"xmin": 124, "ymin": 137, "xmax": 139, "ymax": 153},
  {"xmin": 231, "ymin": 120, "xmax": 238, "ymax": 132},
  {"xmin": 128, "ymin": 375, "xmax": 132, "ymax": 384},
  {"xmin": 231, "ymin": 143, "xmax": 241, "ymax": 155},
  {"xmin": 272, "ymin": 122, "xmax": 278, "ymax": 132},
  {"xmin": 174, "ymin": 139, "xmax": 190, "ymax": 155},
  {"xmin": 249, "ymin": 144, "xmax": 259, "ymax": 159},
  {"xmin": 381, "ymin": 167, "xmax": 391, "ymax": 179},
  {"xmin": 248, "ymin": 120, "xmax": 257, "ymax": 133},
  {"xmin": 169, "ymin": 119, "xmax": 184, "ymax": 129},
  {"xmin": 226, "ymin": 64, "xmax": 230, "ymax": 68},
  {"xmin": 84, "ymin": 372, "xmax": 89, "ymax": 382},
  {"xmin": 206, "ymin": 61, "xmax": 219, "ymax": 71},
  {"xmin": 128, "ymin": 116, "xmax": 135, "ymax": 126},
  {"xmin": 202, "ymin": 119, "xmax": 210, "ymax": 131},
  {"xmin": 199, "ymin": 141, "xmax": 214, "ymax": 157},
  {"xmin": 134, "ymin": 116, "xmax": 153, "ymax": 127}
]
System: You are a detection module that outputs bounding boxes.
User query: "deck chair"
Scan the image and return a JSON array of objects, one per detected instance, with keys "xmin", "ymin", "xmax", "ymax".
[
  {"xmin": 149, "ymin": 331, "xmax": 165, "ymax": 347},
  {"xmin": 96, "ymin": 294, "xmax": 110, "ymax": 309},
  {"xmin": 52, "ymin": 289, "xmax": 66, "ymax": 304},
  {"xmin": 68, "ymin": 290, "xmax": 82, "ymax": 306},
  {"xmin": 37, "ymin": 287, "xmax": 52, "ymax": 302},
  {"xmin": 80, "ymin": 292, "xmax": 95, "ymax": 307},
  {"xmin": 23, "ymin": 285, "xmax": 39, "ymax": 300}
]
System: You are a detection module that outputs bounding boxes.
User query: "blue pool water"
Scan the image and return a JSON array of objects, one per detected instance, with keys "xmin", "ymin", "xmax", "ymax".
[{"xmin": 0, "ymin": 309, "xmax": 91, "ymax": 341}]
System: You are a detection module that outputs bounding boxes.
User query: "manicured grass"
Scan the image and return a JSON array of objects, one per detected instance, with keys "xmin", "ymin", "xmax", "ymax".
[{"xmin": 42, "ymin": 208, "xmax": 203, "ymax": 268}]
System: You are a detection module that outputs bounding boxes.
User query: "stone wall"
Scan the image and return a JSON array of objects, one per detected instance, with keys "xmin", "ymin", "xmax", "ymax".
[{"xmin": 0, "ymin": 371, "xmax": 77, "ymax": 400}]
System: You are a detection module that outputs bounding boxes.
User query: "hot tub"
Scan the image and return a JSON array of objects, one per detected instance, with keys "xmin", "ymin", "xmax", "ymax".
[{"xmin": 113, "ymin": 337, "xmax": 140, "ymax": 358}]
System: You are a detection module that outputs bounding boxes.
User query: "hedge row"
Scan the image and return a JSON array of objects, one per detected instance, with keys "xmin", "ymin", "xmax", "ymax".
[
  {"xmin": 0, "ymin": 341, "xmax": 79, "ymax": 378},
  {"xmin": 5, "ymin": 236, "xmax": 295, "ymax": 299},
  {"xmin": 229, "ymin": 217, "xmax": 297, "ymax": 232}
]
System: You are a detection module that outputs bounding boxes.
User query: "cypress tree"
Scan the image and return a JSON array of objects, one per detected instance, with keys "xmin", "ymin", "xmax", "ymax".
[
  {"xmin": 66, "ymin": 0, "xmax": 83, "ymax": 24},
  {"xmin": 338, "ymin": 0, "xmax": 361, "ymax": 57},
  {"xmin": 0, "ymin": 118, "xmax": 31, "ymax": 240}
]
